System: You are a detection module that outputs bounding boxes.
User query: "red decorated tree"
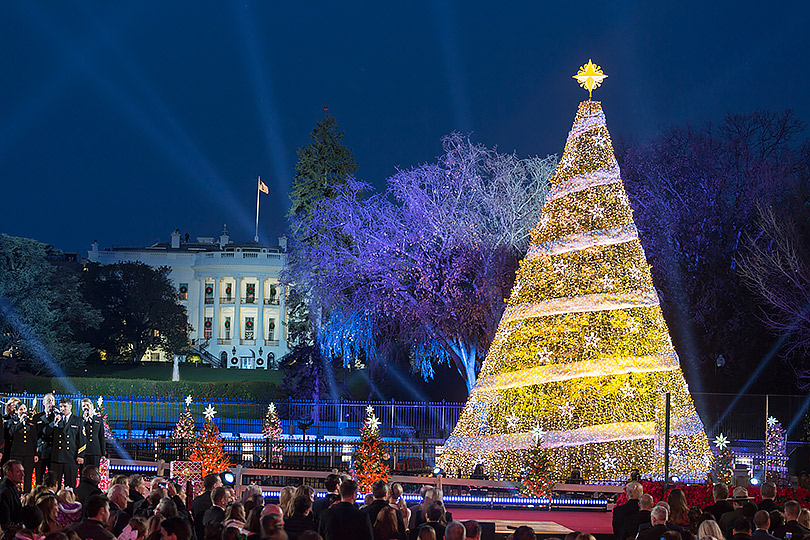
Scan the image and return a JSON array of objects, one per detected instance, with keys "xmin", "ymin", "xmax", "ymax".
[
  {"xmin": 353, "ymin": 406, "xmax": 389, "ymax": 490},
  {"xmin": 189, "ymin": 405, "xmax": 231, "ymax": 475}
]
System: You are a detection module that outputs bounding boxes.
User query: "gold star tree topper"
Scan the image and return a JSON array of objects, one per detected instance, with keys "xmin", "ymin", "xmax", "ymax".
[{"xmin": 573, "ymin": 59, "xmax": 607, "ymax": 99}]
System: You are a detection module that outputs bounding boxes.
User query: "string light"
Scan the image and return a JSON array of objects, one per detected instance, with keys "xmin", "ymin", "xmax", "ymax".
[{"xmin": 438, "ymin": 99, "xmax": 712, "ymax": 482}]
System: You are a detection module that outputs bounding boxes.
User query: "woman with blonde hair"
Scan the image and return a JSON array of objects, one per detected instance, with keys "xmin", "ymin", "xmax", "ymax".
[
  {"xmin": 388, "ymin": 482, "xmax": 411, "ymax": 525},
  {"xmin": 279, "ymin": 486, "xmax": 296, "ymax": 519},
  {"xmin": 697, "ymin": 519, "xmax": 725, "ymax": 540}
]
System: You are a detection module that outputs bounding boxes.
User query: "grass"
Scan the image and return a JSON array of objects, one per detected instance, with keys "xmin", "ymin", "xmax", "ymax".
[{"xmin": 68, "ymin": 362, "xmax": 283, "ymax": 384}]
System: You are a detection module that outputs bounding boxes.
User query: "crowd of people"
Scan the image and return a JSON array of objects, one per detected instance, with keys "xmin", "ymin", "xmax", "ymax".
[
  {"xmin": 0, "ymin": 394, "xmax": 107, "ymax": 493},
  {"xmin": 611, "ymin": 480, "xmax": 808, "ymax": 540}
]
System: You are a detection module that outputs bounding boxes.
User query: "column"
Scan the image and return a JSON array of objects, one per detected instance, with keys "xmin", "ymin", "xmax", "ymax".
[
  {"xmin": 197, "ymin": 277, "xmax": 206, "ymax": 347},
  {"xmin": 233, "ymin": 277, "xmax": 241, "ymax": 349},
  {"xmin": 256, "ymin": 278, "xmax": 264, "ymax": 347},
  {"xmin": 212, "ymin": 278, "xmax": 220, "ymax": 342},
  {"xmin": 280, "ymin": 283, "xmax": 287, "ymax": 351}
]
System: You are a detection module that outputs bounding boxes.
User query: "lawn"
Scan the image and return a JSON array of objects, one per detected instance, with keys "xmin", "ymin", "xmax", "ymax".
[{"xmin": 68, "ymin": 362, "xmax": 283, "ymax": 384}]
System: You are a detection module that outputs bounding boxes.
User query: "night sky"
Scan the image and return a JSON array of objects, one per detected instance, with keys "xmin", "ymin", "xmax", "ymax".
[{"xmin": 1, "ymin": 2, "xmax": 808, "ymax": 254}]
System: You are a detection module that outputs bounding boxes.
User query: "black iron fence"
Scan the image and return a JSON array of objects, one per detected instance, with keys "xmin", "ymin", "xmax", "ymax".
[{"xmin": 4, "ymin": 394, "xmax": 463, "ymax": 440}]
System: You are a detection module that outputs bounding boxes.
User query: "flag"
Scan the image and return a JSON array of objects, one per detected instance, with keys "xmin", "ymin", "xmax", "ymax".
[{"xmin": 258, "ymin": 177, "xmax": 269, "ymax": 194}]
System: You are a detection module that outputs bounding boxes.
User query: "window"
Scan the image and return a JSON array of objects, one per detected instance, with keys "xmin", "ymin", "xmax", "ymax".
[
  {"xmin": 245, "ymin": 317, "xmax": 254, "ymax": 339},
  {"xmin": 246, "ymin": 283, "xmax": 256, "ymax": 303},
  {"xmin": 204, "ymin": 317, "xmax": 213, "ymax": 340},
  {"xmin": 150, "ymin": 352, "xmax": 160, "ymax": 362},
  {"xmin": 178, "ymin": 283, "xmax": 188, "ymax": 301}
]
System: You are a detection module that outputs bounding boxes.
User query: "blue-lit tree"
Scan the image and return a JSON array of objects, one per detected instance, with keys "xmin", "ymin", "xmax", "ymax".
[{"xmin": 286, "ymin": 134, "xmax": 556, "ymax": 392}]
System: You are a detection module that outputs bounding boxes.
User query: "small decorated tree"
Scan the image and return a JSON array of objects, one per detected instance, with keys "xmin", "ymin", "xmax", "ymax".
[
  {"xmin": 189, "ymin": 405, "xmax": 231, "ymax": 475},
  {"xmin": 263, "ymin": 403, "xmax": 283, "ymax": 464},
  {"xmin": 96, "ymin": 396, "xmax": 114, "ymax": 440},
  {"xmin": 353, "ymin": 406, "xmax": 389, "ymax": 490},
  {"xmin": 766, "ymin": 416, "xmax": 787, "ymax": 482},
  {"xmin": 712, "ymin": 433, "xmax": 733, "ymax": 484},
  {"xmin": 175, "ymin": 395, "xmax": 196, "ymax": 440},
  {"xmin": 520, "ymin": 441, "xmax": 554, "ymax": 498}
]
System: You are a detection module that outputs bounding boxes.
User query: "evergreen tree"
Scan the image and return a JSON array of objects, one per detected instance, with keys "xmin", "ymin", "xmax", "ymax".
[
  {"xmin": 282, "ymin": 114, "xmax": 356, "ymax": 399},
  {"xmin": 263, "ymin": 402, "xmax": 283, "ymax": 464},
  {"xmin": 353, "ymin": 406, "xmax": 389, "ymax": 490},
  {"xmin": 765, "ymin": 416, "xmax": 787, "ymax": 482},
  {"xmin": 288, "ymin": 114, "xmax": 357, "ymax": 229},
  {"xmin": 96, "ymin": 396, "xmax": 114, "ymax": 440},
  {"xmin": 189, "ymin": 405, "xmax": 231, "ymax": 475},
  {"xmin": 175, "ymin": 395, "xmax": 196, "ymax": 439},
  {"xmin": 712, "ymin": 434, "xmax": 733, "ymax": 484},
  {"xmin": 438, "ymin": 98, "xmax": 711, "ymax": 481},
  {"xmin": 520, "ymin": 443, "xmax": 554, "ymax": 498}
]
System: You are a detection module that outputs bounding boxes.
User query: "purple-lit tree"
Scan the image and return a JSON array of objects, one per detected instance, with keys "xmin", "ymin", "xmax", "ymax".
[
  {"xmin": 287, "ymin": 134, "xmax": 556, "ymax": 392},
  {"xmin": 618, "ymin": 110, "xmax": 808, "ymax": 391}
]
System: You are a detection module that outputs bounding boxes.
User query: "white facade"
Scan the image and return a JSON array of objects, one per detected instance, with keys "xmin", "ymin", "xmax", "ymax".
[{"xmin": 87, "ymin": 229, "xmax": 289, "ymax": 369}]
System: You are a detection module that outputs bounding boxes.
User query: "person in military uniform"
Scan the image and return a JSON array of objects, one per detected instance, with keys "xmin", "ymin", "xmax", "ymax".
[
  {"xmin": 80, "ymin": 398, "xmax": 106, "ymax": 469},
  {"xmin": 47, "ymin": 397, "xmax": 85, "ymax": 489},
  {"xmin": 34, "ymin": 393, "xmax": 57, "ymax": 485},
  {"xmin": 2, "ymin": 397, "xmax": 20, "ymax": 467},
  {"xmin": 8, "ymin": 403, "xmax": 39, "ymax": 494}
]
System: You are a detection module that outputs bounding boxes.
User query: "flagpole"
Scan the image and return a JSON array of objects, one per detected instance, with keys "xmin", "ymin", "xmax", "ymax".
[{"xmin": 254, "ymin": 176, "xmax": 261, "ymax": 242}]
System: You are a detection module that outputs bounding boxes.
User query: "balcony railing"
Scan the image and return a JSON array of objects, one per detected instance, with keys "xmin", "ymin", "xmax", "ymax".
[
  {"xmin": 217, "ymin": 339, "xmax": 231, "ymax": 345},
  {"xmin": 264, "ymin": 339, "xmax": 280, "ymax": 347},
  {"xmin": 264, "ymin": 298, "xmax": 280, "ymax": 305},
  {"xmin": 242, "ymin": 297, "xmax": 257, "ymax": 304},
  {"xmin": 241, "ymin": 339, "xmax": 256, "ymax": 346},
  {"xmin": 220, "ymin": 297, "xmax": 234, "ymax": 304},
  {"xmin": 205, "ymin": 297, "xmax": 214, "ymax": 304}
]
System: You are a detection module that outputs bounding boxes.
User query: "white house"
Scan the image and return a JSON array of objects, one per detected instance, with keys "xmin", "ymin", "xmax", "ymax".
[{"xmin": 87, "ymin": 227, "xmax": 289, "ymax": 369}]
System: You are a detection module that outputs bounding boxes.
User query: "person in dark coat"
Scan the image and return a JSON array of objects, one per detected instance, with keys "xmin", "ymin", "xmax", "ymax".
[
  {"xmin": 621, "ymin": 494, "xmax": 655, "ymax": 540},
  {"xmin": 361, "ymin": 480, "xmax": 406, "ymax": 536},
  {"xmin": 108, "ymin": 484, "xmax": 132, "ymax": 536},
  {"xmin": 80, "ymin": 399, "xmax": 107, "ymax": 469},
  {"xmin": 318, "ymin": 479, "xmax": 373, "ymax": 540},
  {"xmin": 2, "ymin": 398, "xmax": 21, "ymax": 468},
  {"xmin": 312, "ymin": 473, "xmax": 342, "ymax": 523},
  {"xmin": 34, "ymin": 393, "xmax": 57, "ymax": 486},
  {"xmin": 202, "ymin": 487, "xmax": 228, "ymax": 527},
  {"xmin": 8, "ymin": 403, "xmax": 39, "ymax": 494},
  {"xmin": 0, "ymin": 459, "xmax": 24, "ymax": 531},
  {"xmin": 191, "ymin": 474, "xmax": 222, "ymax": 540},
  {"xmin": 730, "ymin": 517, "xmax": 754, "ymax": 540},
  {"xmin": 284, "ymin": 495, "xmax": 318, "ymax": 540},
  {"xmin": 638, "ymin": 506, "xmax": 670, "ymax": 540},
  {"xmin": 705, "ymin": 483, "xmax": 735, "ymax": 522},
  {"xmin": 47, "ymin": 398, "xmax": 85, "ymax": 489},
  {"xmin": 753, "ymin": 510, "xmax": 780, "ymax": 540},
  {"xmin": 758, "ymin": 483, "xmax": 784, "ymax": 514},
  {"xmin": 65, "ymin": 494, "xmax": 116, "ymax": 540},
  {"xmin": 773, "ymin": 501, "xmax": 810, "ymax": 540},
  {"xmin": 74, "ymin": 466, "xmax": 103, "ymax": 507},
  {"xmin": 614, "ymin": 482, "xmax": 643, "ymax": 540}
]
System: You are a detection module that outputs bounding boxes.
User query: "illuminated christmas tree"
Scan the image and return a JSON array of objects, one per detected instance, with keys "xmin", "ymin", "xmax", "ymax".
[
  {"xmin": 175, "ymin": 395, "xmax": 196, "ymax": 439},
  {"xmin": 438, "ymin": 61, "xmax": 712, "ymax": 482},
  {"xmin": 353, "ymin": 406, "xmax": 389, "ymax": 490},
  {"xmin": 520, "ymin": 442, "xmax": 554, "ymax": 498},
  {"xmin": 262, "ymin": 403, "xmax": 283, "ymax": 464},
  {"xmin": 765, "ymin": 416, "xmax": 787, "ymax": 482},
  {"xmin": 712, "ymin": 434, "xmax": 733, "ymax": 484},
  {"xmin": 189, "ymin": 405, "xmax": 231, "ymax": 475}
]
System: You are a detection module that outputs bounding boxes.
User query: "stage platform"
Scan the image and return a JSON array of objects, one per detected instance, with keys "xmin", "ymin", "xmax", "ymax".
[{"xmin": 449, "ymin": 508, "xmax": 612, "ymax": 539}]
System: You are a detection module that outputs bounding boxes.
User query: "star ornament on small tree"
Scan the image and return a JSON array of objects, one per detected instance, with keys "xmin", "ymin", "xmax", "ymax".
[
  {"xmin": 185, "ymin": 395, "xmax": 193, "ymax": 407},
  {"xmin": 767, "ymin": 416, "xmax": 778, "ymax": 427},
  {"xmin": 714, "ymin": 433, "xmax": 729, "ymax": 450},
  {"xmin": 531, "ymin": 425, "xmax": 546, "ymax": 444},
  {"xmin": 600, "ymin": 453, "xmax": 617, "ymax": 470},
  {"xmin": 204, "ymin": 405, "xmax": 217, "ymax": 421}
]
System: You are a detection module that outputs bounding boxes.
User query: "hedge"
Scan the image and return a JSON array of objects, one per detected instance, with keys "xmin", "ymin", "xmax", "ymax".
[{"xmin": 17, "ymin": 376, "xmax": 281, "ymax": 401}]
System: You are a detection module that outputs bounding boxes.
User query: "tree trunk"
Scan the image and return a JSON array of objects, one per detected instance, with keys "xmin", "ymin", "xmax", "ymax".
[{"xmin": 449, "ymin": 340, "xmax": 477, "ymax": 394}]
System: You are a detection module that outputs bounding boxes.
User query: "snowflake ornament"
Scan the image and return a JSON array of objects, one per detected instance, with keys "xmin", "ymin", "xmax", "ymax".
[
  {"xmin": 589, "ymin": 206, "xmax": 605, "ymax": 219},
  {"xmin": 366, "ymin": 405, "xmax": 374, "ymax": 415},
  {"xmin": 536, "ymin": 349, "xmax": 552, "ymax": 363},
  {"xmin": 600, "ymin": 275, "xmax": 614, "ymax": 288},
  {"xmin": 506, "ymin": 415, "xmax": 520, "ymax": 431},
  {"xmin": 97, "ymin": 396, "xmax": 103, "ymax": 408},
  {"xmin": 584, "ymin": 333, "xmax": 600, "ymax": 348},
  {"xmin": 367, "ymin": 416, "xmax": 381, "ymax": 431},
  {"xmin": 554, "ymin": 260, "xmax": 568, "ymax": 274},
  {"xmin": 620, "ymin": 381, "xmax": 635, "ymax": 398},
  {"xmin": 600, "ymin": 453, "xmax": 617, "ymax": 469},
  {"xmin": 628, "ymin": 267, "xmax": 643, "ymax": 280},
  {"xmin": 767, "ymin": 416, "xmax": 778, "ymax": 427},
  {"xmin": 203, "ymin": 405, "xmax": 217, "ymax": 421},
  {"xmin": 267, "ymin": 402, "xmax": 276, "ymax": 413},
  {"xmin": 559, "ymin": 403, "xmax": 575, "ymax": 419},
  {"xmin": 530, "ymin": 426, "xmax": 546, "ymax": 444},
  {"xmin": 185, "ymin": 395, "xmax": 193, "ymax": 407},
  {"xmin": 539, "ymin": 215, "xmax": 550, "ymax": 228},
  {"xmin": 714, "ymin": 433, "xmax": 729, "ymax": 450}
]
